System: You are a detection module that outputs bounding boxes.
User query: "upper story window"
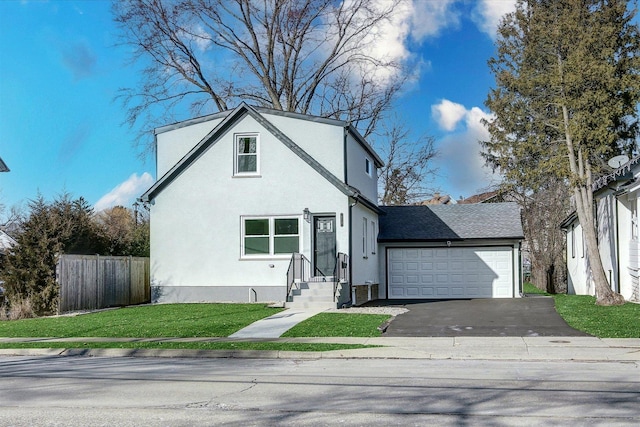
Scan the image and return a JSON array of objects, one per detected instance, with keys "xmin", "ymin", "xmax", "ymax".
[
  {"xmin": 365, "ymin": 158, "xmax": 372, "ymax": 177},
  {"xmin": 235, "ymin": 134, "xmax": 259, "ymax": 176}
]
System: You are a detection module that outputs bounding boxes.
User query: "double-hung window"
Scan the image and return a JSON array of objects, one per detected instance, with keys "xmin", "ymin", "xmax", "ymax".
[
  {"xmin": 243, "ymin": 216, "xmax": 299, "ymax": 257},
  {"xmin": 235, "ymin": 134, "xmax": 259, "ymax": 176}
]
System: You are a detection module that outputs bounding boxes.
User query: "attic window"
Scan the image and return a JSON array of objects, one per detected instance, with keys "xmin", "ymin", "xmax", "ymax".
[
  {"xmin": 365, "ymin": 158, "xmax": 372, "ymax": 176},
  {"xmin": 234, "ymin": 134, "xmax": 259, "ymax": 176}
]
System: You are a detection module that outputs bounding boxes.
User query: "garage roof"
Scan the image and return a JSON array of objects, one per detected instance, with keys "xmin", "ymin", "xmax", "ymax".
[{"xmin": 378, "ymin": 202, "xmax": 524, "ymax": 242}]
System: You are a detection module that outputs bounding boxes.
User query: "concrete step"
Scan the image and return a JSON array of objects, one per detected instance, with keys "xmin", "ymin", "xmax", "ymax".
[{"xmin": 291, "ymin": 287, "xmax": 334, "ymax": 297}]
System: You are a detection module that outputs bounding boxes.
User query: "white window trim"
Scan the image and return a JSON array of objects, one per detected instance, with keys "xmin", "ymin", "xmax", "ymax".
[
  {"xmin": 241, "ymin": 215, "xmax": 300, "ymax": 259},
  {"xmin": 365, "ymin": 158, "xmax": 372, "ymax": 177},
  {"xmin": 571, "ymin": 224, "xmax": 576, "ymax": 259},
  {"xmin": 234, "ymin": 133, "xmax": 260, "ymax": 177},
  {"xmin": 370, "ymin": 220, "xmax": 376, "ymax": 255},
  {"xmin": 362, "ymin": 217, "xmax": 368, "ymax": 258}
]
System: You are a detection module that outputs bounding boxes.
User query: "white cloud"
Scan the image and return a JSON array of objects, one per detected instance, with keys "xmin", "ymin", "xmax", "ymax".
[
  {"xmin": 471, "ymin": 0, "xmax": 517, "ymax": 39},
  {"xmin": 335, "ymin": 0, "xmax": 461, "ymax": 87},
  {"xmin": 431, "ymin": 100, "xmax": 499, "ymax": 198},
  {"xmin": 431, "ymin": 99, "xmax": 468, "ymax": 131},
  {"xmin": 94, "ymin": 172, "xmax": 154, "ymax": 212},
  {"xmin": 409, "ymin": 0, "xmax": 460, "ymax": 41}
]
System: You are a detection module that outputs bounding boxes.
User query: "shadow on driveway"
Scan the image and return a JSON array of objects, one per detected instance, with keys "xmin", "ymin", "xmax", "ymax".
[{"xmin": 363, "ymin": 296, "xmax": 590, "ymax": 337}]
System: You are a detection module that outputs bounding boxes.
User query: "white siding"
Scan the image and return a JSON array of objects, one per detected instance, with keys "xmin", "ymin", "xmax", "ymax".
[
  {"xmin": 350, "ymin": 202, "xmax": 379, "ymax": 287},
  {"xmin": 345, "ymin": 132, "xmax": 378, "ymax": 203},
  {"xmin": 566, "ymin": 220, "xmax": 594, "ymax": 296},
  {"xmin": 597, "ymin": 196, "xmax": 618, "ymax": 290},
  {"xmin": 261, "ymin": 112, "xmax": 345, "ymax": 180},
  {"xmin": 156, "ymin": 117, "xmax": 224, "ymax": 178}
]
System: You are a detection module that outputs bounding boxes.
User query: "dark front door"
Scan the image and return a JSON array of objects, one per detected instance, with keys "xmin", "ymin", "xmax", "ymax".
[{"xmin": 313, "ymin": 216, "xmax": 336, "ymax": 277}]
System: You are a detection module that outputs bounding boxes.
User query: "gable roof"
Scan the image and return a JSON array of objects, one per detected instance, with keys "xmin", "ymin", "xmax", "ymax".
[
  {"xmin": 378, "ymin": 202, "xmax": 524, "ymax": 242},
  {"xmin": 154, "ymin": 106, "xmax": 383, "ymax": 168},
  {"xmin": 0, "ymin": 230, "xmax": 17, "ymax": 250},
  {"xmin": 140, "ymin": 102, "xmax": 380, "ymax": 212}
]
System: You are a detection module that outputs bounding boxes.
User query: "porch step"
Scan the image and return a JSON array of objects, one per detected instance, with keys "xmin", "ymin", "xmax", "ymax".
[{"xmin": 287, "ymin": 281, "xmax": 339, "ymax": 310}]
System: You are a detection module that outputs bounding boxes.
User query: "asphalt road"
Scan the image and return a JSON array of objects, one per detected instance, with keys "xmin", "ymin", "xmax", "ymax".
[{"xmin": 1, "ymin": 356, "xmax": 638, "ymax": 426}]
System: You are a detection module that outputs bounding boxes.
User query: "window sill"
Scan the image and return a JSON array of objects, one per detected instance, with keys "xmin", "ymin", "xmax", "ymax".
[
  {"xmin": 233, "ymin": 174, "xmax": 262, "ymax": 178},
  {"xmin": 240, "ymin": 255, "xmax": 292, "ymax": 261}
]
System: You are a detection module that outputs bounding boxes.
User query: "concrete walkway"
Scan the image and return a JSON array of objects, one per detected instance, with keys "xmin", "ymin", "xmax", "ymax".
[{"xmin": 229, "ymin": 308, "xmax": 325, "ymax": 338}]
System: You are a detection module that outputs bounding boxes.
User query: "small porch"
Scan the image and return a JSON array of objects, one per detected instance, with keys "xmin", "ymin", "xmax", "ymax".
[{"xmin": 285, "ymin": 252, "xmax": 350, "ymax": 309}]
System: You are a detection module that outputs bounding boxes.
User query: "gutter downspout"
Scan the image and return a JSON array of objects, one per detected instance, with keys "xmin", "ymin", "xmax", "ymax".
[{"xmin": 344, "ymin": 129, "xmax": 354, "ymax": 304}]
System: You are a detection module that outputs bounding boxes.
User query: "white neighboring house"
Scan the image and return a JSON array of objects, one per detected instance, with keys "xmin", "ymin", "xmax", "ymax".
[
  {"xmin": 561, "ymin": 156, "xmax": 640, "ymax": 301},
  {"xmin": 140, "ymin": 103, "xmax": 383, "ymax": 308},
  {"xmin": 0, "ymin": 230, "xmax": 16, "ymax": 252}
]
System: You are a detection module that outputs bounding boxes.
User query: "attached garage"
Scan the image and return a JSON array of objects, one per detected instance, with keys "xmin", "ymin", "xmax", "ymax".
[
  {"xmin": 388, "ymin": 247, "xmax": 514, "ymax": 299},
  {"xmin": 378, "ymin": 203, "xmax": 524, "ymax": 300}
]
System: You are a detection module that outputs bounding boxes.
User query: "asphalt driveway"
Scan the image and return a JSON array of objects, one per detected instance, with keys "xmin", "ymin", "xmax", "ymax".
[{"xmin": 368, "ymin": 296, "xmax": 590, "ymax": 337}]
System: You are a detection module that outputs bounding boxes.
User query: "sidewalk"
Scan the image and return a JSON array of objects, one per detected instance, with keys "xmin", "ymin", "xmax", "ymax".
[{"xmin": 1, "ymin": 336, "xmax": 639, "ymax": 362}]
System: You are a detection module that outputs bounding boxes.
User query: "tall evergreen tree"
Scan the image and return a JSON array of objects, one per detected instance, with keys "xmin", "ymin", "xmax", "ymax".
[
  {"xmin": 2, "ymin": 194, "xmax": 104, "ymax": 314},
  {"xmin": 482, "ymin": 0, "xmax": 640, "ymax": 305}
]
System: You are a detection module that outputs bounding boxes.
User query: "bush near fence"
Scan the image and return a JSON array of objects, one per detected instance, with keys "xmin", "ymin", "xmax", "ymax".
[{"xmin": 57, "ymin": 254, "xmax": 150, "ymax": 313}]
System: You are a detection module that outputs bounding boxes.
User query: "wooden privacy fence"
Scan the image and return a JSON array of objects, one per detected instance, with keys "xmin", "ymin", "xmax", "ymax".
[{"xmin": 57, "ymin": 254, "xmax": 150, "ymax": 313}]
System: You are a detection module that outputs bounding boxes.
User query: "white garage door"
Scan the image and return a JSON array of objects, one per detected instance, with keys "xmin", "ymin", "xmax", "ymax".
[{"xmin": 388, "ymin": 247, "xmax": 514, "ymax": 299}]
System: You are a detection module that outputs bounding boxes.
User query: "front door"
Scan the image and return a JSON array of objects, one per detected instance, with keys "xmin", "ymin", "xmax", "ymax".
[{"xmin": 313, "ymin": 216, "xmax": 336, "ymax": 277}]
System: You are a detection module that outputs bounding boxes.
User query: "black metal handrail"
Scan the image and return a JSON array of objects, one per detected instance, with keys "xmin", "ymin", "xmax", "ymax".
[
  {"xmin": 333, "ymin": 252, "xmax": 349, "ymax": 302},
  {"xmin": 286, "ymin": 253, "xmax": 311, "ymax": 300}
]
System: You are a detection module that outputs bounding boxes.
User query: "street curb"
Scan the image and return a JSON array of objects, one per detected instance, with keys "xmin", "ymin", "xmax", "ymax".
[{"xmin": 1, "ymin": 345, "xmax": 639, "ymax": 362}]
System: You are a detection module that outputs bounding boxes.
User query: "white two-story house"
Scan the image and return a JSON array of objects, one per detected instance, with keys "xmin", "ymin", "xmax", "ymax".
[{"xmin": 140, "ymin": 103, "xmax": 383, "ymax": 307}]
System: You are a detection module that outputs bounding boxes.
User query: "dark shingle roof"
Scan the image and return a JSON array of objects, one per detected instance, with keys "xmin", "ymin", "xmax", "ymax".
[{"xmin": 378, "ymin": 202, "xmax": 524, "ymax": 242}]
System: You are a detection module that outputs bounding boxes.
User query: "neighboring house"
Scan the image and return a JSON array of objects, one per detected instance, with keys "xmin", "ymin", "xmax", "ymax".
[
  {"xmin": 458, "ymin": 191, "xmax": 502, "ymax": 204},
  {"xmin": 416, "ymin": 192, "xmax": 456, "ymax": 205},
  {"xmin": 378, "ymin": 203, "xmax": 524, "ymax": 299},
  {"xmin": 561, "ymin": 156, "xmax": 640, "ymax": 301},
  {"xmin": 140, "ymin": 103, "xmax": 383, "ymax": 307},
  {"xmin": 0, "ymin": 230, "xmax": 16, "ymax": 252},
  {"xmin": 141, "ymin": 103, "xmax": 524, "ymax": 307}
]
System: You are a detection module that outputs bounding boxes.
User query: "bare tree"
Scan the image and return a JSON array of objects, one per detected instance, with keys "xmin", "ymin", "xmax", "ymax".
[
  {"xmin": 516, "ymin": 181, "xmax": 570, "ymax": 293},
  {"xmin": 377, "ymin": 120, "xmax": 437, "ymax": 205},
  {"xmin": 113, "ymin": 0, "xmax": 407, "ymax": 154}
]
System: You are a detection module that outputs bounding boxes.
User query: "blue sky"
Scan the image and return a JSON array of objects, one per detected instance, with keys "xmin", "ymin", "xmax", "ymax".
[{"xmin": 0, "ymin": 0, "xmax": 519, "ymax": 215}]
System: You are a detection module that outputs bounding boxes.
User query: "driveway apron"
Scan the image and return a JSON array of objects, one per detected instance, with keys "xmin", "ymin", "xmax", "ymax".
[{"xmin": 376, "ymin": 297, "xmax": 590, "ymax": 337}]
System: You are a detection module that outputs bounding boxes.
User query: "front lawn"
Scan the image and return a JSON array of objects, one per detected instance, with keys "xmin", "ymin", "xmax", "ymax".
[
  {"xmin": 0, "ymin": 304, "xmax": 283, "ymax": 338},
  {"xmin": 553, "ymin": 294, "xmax": 640, "ymax": 338},
  {"xmin": 523, "ymin": 282, "xmax": 550, "ymax": 295},
  {"xmin": 282, "ymin": 313, "xmax": 391, "ymax": 337}
]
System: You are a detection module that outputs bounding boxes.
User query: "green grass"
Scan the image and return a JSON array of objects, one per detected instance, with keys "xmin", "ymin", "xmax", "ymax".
[
  {"xmin": 0, "ymin": 304, "xmax": 283, "ymax": 338},
  {"xmin": 553, "ymin": 294, "xmax": 640, "ymax": 338},
  {"xmin": 523, "ymin": 282, "xmax": 550, "ymax": 295},
  {"xmin": 282, "ymin": 313, "xmax": 391, "ymax": 337},
  {"xmin": 0, "ymin": 341, "xmax": 376, "ymax": 352}
]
